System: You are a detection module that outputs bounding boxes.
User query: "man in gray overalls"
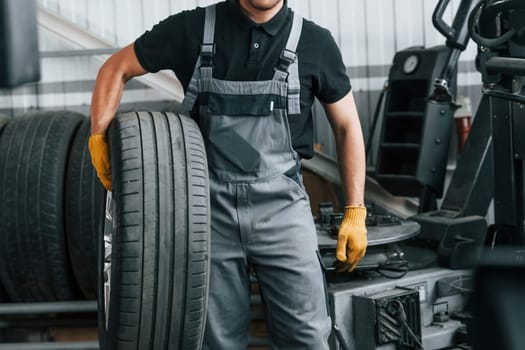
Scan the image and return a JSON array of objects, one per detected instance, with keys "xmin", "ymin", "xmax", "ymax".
[{"xmin": 89, "ymin": 1, "xmax": 367, "ymax": 349}]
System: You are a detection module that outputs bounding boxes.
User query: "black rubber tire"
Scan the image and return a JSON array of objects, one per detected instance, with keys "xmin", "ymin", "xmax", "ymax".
[
  {"xmin": 99, "ymin": 112, "xmax": 210, "ymax": 350},
  {"xmin": 0, "ymin": 283, "xmax": 8, "ymax": 302},
  {"xmin": 0, "ymin": 115, "xmax": 8, "ymax": 302},
  {"xmin": 0, "ymin": 110, "xmax": 84, "ymax": 301},
  {"xmin": 66, "ymin": 117, "xmax": 105, "ymax": 300},
  {"xmin": 0, "ymin": 115, "xmax": 8, "ymax": 132}
]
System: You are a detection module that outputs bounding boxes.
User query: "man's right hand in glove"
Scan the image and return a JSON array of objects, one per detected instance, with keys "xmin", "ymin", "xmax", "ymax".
[
  {"xmin": 89, "ymin": 44, "xmax": 147, "ymax": 192},
  {"xmin": 88, "ymin": 133, "xmax": 112, "ymax": 191}
]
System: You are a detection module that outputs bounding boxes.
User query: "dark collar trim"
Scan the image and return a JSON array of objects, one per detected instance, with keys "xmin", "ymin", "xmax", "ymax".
[{"xmin": 228, "ymin": 0, "xmax": 290, "ymax": 36}]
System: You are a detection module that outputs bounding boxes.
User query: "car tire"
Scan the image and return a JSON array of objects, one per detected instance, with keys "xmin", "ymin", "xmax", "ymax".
[
  {"xmin": 66, "ymin": 117, "xmax": 106, "ymax": 300},
  {"xmin": 0, "ymin": 114, "xmax": 8, "ymax": 302},
  {"xmin": 0, "ymin": 111, "xmax": 84, "ymax": 301},
  {"xmin": 0, "ymin": 115, "xmax": 8, "ymax": 132},
  {"xmin": 99, "ymin": 111, "xmax": 210, "ymax": 350}
]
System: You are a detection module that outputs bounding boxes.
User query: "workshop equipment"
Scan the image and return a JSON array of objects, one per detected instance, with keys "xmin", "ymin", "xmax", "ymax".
[
  {"xmin": 404, "ymin": 0, "xmax": 492, "ymax": 270},
  {"xmin": 374, "ymin": 45, "xmax": 455, "ymax": 203},
  {"xmin": 375, "ymin": 0, "xmax": 477, "ymax": 213},
  {"xmin": 469, "ymin": 0, "xmax": 525, "ymax": 245},
  {"xmin": 317, "ymin": 1, "xmax": 493, "ymax": 349}
]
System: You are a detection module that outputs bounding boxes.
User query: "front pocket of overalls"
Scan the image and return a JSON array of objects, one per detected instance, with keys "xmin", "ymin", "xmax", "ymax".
[
  {"xmin": 208, "ymin": 92, "xmax": 286, "ymax": 116},
  {"xmin": 282, "ymin": 171, "xmax": 310, "ymax": 200}
]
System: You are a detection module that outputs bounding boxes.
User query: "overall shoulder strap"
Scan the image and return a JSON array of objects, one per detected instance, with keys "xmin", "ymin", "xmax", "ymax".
[
  {"xmin": 285, "ymin": 10, "xmax": 303, "ymax": 58},
  {"xmin": 181, "ymin": 4, "xmax": 216, "ymax": 112},
  {"xmin": 273, "ymin": 10, "xmax": 303, "ymax": 115},
  {"xmin": 201, "ymin": 4, "xmax": 216, "ymax": 66}
]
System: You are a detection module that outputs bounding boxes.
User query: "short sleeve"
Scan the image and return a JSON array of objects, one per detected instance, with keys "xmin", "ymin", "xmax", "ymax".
[
  {"xmin": 134, "ymin": 9, "xmax": 203, "ymax": 82},
  {"xmin": 134, "ymin": 14, "xmax": 179, "ymax": 73},
  {"xmin": 315, "ymin": 29, "xmax": 351, "ymax": 104}
]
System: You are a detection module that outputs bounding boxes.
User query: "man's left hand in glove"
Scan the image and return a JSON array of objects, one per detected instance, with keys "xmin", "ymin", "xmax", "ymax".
[{"xmin": 335, "ymin": 205, "xmax": 368, "ymax": 272}]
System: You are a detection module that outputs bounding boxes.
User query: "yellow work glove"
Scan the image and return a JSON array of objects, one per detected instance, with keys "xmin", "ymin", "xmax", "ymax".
[
  {"xmin": 335, "ymin": 205, "xmax": 368, "ymax": 272},
  {"xmin": 88, "ymin": 133, "xmax": 112, "ymax": 191}
]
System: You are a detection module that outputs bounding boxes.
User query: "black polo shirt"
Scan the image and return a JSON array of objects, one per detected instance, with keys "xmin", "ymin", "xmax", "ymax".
[{"xmin": 134, "ymin": 0, "xmax": 351, "ymax": 159}]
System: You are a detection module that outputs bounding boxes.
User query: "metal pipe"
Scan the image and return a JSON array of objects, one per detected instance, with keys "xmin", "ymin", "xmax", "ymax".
[
  {"xmin": 0, "ymin": 318, "xmax": 97, "ymax": 329},
  {"xmin": 0, "ymin": 301, "xmax": 97, "ymax": 315},
  {"xmin": 40, "ymin": 48, "xmax": 119, "ymax": 58},
  {"xmin": 486, "ymin": 57, "xmax": 525, "ymax": 76},
  {"xmin": 0, "ymin": 342, "xmax": 98, "ymax": 350}
]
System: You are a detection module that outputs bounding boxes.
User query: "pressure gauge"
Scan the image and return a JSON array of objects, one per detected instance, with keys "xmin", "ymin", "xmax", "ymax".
[{"xmin": 403, "ymin": 54, "xmax": 419, "ymax": 75}]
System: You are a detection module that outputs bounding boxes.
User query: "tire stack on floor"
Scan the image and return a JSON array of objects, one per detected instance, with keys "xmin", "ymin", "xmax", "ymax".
[
  {"xmin": 0, "ymin": 111, "xmax": 89, "ymax": 301},
  {"xmin": 0, "ymin": 111, "xmax": 210, "ymax": 350},
  {"xmin": 66, "ymin": 118, "xmax": 106, "ymax": 300},
  {"xmin": 0, "ymin": 114, "xmax": 11, "ymax": 304}
]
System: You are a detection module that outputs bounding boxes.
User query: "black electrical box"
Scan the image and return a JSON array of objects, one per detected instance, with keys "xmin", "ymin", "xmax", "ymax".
[
  {"xmin": 353, "ymin": 288, "xmax": 422, "ymax": 350},
  {"xmin": 375, "ymin": 46, "xmax": 456, "ymax": 197},
  {"xmin": 0, "ymin": 0, "xmax": 40, "ymax": 88}
]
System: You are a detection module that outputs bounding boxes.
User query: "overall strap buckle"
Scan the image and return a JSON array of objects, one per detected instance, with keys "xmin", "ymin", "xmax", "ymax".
[
  {"xmin": 276, "ymin": 49, "xmax": 297, "ymax": 74},
  {"xmin": 200, "ymin": 43, "xmax": 216, "ymax": 67}
]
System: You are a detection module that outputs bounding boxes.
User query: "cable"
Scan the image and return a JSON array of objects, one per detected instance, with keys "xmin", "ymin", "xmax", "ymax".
[
  {"xmin": 449, "ymin": 276, "xmax": 473, "ymax": 294},
  {"xmin": 387, "ymin": 299, "xmax": 425, "ymax": 350},
  {"xmin": 332, "ymin": 324, "xmax": 352, "ymax": 350}
]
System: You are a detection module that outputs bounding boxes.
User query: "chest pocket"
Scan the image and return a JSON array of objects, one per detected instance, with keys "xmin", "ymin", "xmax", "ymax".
[
  {"xmin": 202, "ymin": 78, "xmax": 288, "ymax": 117},
  {"xmin": 207, "ymin": 92, "xmax": 287, "ymax": 117}
]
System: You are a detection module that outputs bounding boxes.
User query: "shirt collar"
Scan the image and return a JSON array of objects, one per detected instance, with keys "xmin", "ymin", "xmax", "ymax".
[{"xmin": 228, "ymin": 0, "xmax": 290, "ymax": 36}]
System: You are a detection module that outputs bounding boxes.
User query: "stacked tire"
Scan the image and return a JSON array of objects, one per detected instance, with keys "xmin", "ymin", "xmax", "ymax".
[
  {"xmin": 66, "ymin": 118, "xmax": 106, "ymax": 300},
  {"xmin": 0, "ymin": 114, "xmax": 10, "ymax": 302},
  {"xmin": 0, "ymin": 111, "xmax": 85, "ymax": 301},
  {"xmin": 0, "ymin": 110, "xmax": 210, "ymax": 350},
  {"xmin": 0, "ymin": 115, "xmax": 8, "ymax": 130}
]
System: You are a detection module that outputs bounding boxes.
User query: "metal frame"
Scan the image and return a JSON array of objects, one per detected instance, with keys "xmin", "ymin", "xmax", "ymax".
[
  {"xmin": 0, "ymin": 301, "xmax": 98, "ymax": 350},
  {"xmin": 487, "ymin": 90, "xmax": 525, "ymax": 244}
]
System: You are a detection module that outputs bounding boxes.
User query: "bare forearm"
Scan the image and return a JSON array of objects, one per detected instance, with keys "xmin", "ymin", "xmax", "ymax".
[
  {"xmin": 90, "ymin": 65, "xmax": 126, "ymax": 135},
  {"xmin": 324, "ymin": 91, "xmax": 366, "ymax": 207},
  {"xmin": 334, "ymin": 123, "xmax": 366, "ymax": 206},
  {"xmin": 90, "ymin": 44, "xmax": 146, "ymax": 135}
]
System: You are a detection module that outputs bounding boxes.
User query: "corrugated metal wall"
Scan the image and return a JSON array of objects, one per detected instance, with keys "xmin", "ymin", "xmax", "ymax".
[{"xmin": 1, "ymin": 0, "xmax": 483, "ymax": 160}]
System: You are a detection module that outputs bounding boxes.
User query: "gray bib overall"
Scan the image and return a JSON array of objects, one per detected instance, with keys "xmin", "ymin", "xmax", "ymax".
[{"xmin": 182, "ymin": 5, "xmax": 331, "ymax": 349}]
